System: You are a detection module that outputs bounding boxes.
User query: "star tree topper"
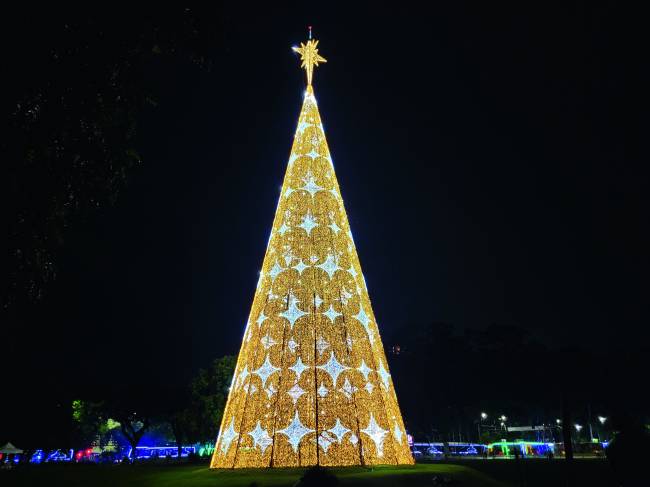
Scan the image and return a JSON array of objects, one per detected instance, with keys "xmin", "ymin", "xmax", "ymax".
[{"xmin": 293, "ymin": 34, "xmax": 327, "ymax": 86}]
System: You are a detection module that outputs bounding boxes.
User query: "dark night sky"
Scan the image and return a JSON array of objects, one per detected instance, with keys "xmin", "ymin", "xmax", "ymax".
[{"xmin": 7, "ymin": 4, "xmax": 649, "ymax": 396}]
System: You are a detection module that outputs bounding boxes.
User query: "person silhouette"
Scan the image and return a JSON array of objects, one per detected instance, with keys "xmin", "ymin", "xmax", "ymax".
[{"xmin": 605, "ymin": 413, "xmax": 647, "ymax": 485}]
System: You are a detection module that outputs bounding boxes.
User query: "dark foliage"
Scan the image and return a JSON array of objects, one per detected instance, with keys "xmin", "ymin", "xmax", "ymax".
[
  {"xmin": 389, "ymin": 321, "xmax": 648, "ymax": 441},
  {"xmin": 1, "ymin": 6, "xmax": 221, "ymax": 309}
]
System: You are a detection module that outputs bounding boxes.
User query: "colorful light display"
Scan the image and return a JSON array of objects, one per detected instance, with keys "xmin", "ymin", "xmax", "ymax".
[{"xmin": 210, "ymin": 36, "xmax": 413, "ymax": 468}]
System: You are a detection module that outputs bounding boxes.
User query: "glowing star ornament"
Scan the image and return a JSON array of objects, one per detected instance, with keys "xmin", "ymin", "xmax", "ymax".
[
  {"xmin": 253, "ymin": 355, "xmax": 280, "ymax": 386},
  {"xmin": 280, "ymin": 293, "xmax": 308, "ymax": 329},
  {"xmin": 361, "ymin": 414, "xmax": 389, "ymax": 457},
  {"xmin": 218, "ymin": 418, "xmax": 239, "ymax": 455},
  {"xmin": 323, "ymin": 304, "xmax": 341, "ymax": 324},
  {"xmin": 298, "ymin": 212, "xmax": 319, "ymax": 235},
  {"xmin": 393, "ymin": 421, "xmax": 404, "ymax": 445},
  {"xmin": 288, "ymin": 383, "xmax": 306, "ymax": 404},
  {"xmin": 292, "ymin": 38, "xmax": 327, "ymax": 86},
  {"xmin": 317, "ymin": 351, "xmax": 348, "ymax": 386},
  {"xmin": 210, "ymin": 35, "xmax": 413, "ymax": 469},
  {"xmin": 357, "ymin": 360, "xmax": 373, "ymax": 381},
  {"xmin": 317, "ymin": 253, "xmax": 341, "ymax": 279},
  {"xmin": 278, "ymin": 411, "xmax": 315, "ymax": 453},
  {"xmin": 328, "ymin": 418, "xmax": 351, "ymax": 443},
  {"xmin": 249, "ymin": 421, "xmax": 273, "ymax": 453}
]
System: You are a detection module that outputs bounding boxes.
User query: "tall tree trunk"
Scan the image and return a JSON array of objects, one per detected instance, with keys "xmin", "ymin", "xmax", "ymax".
[
  {"xmin": 562, "ymin": 391, "xmax": 574, "ymax": 486},
  {"xmin": 170, "ymin": 418, "xmax": 183, "ymax": 460}
]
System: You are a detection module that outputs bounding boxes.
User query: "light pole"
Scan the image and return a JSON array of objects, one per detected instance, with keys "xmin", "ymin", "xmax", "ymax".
[
  {"xmin": 478, "ymin": 412, "xmax": 487, "ymax": 442},
  {"xmin": 598, "ymin": 416, "xmax": 607, "ymax": 441},
  {"xmin": 574, "ymin": 423, "xmax": 582, "ymax": 443}
]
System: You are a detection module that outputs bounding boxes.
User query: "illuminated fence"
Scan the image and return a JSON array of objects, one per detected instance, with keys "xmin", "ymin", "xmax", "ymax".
[{"xmin": 411, "ymin": 442, "xmax": 487, "ymax": 456}]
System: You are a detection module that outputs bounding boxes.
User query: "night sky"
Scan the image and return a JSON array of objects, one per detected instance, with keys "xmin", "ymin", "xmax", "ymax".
[{"xmin": 6, "ymin": 4, "xmax": 649, "ymax": 401}]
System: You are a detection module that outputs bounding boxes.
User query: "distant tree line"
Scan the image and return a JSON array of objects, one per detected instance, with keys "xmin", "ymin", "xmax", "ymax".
[
  {"xmin": 42, "ymin": 355, "xmax": 236, "ymax": 458},
  {"xmin": 388, "ymin": 322, "xmax": 648, "ymax": 444}
]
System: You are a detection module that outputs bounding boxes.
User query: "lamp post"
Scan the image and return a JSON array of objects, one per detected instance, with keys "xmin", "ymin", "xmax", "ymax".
[
  {"xmin": 478, "ymin": 412, "xmax": 487, "ymax": 442},
  {"xmin": 598, "ymin": 416, "xmax": 607, "ymax": 441},
  {"xmin": 574, "ymin": 423, "xmax": 582, "ymax": 443}
]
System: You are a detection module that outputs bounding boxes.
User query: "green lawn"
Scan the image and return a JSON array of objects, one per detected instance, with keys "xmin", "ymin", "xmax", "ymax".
[
  {"xmin": 434, "ymin": 459, "xmax": 618, "ymax": 487},
  {"xmin": 1, "ymin": 463, "xmax": 504, "ymax": 487},
  {"xmin": 1, "ymin": 459, "xmax": 618, "ymax": 487}
]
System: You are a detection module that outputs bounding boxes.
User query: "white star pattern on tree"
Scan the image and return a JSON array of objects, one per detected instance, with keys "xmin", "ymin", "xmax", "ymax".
[
  {"xmin": 316, "ymin": 336, "xmax": 330, "ymax": 356},
  {"xmin": 298, "ymin": 212, "xmax": 319, "ymax": 235},
  {"xmin": 297, "ymin": 120, "xmax": 312, "ymax": 133},
  {"xmin": 328, "ymin": 418, "xmax": 351, "ymax": 443},
  {"xmin": 318, "ymin": 383, "xmax": 329, "ymax": 397},
  {"xmin": 282, "ymin": 247, "xmax": 295, "ymax": 265},
  {"xmin": 328, "ymin": 221, "xmax": 341, "ymax": 234},
  {"xmin": 361, "ymin": 414, "xmax": 389, "ymax": 457},
  {"xmin": 261, "ymin": 332, "xmax": 277, "ymax": 349},
  {"xmin": 300, "ymin": 173, "xmax": 324, "ymax": 197},
  {"xmin": 364, "ymin": 382, "xmax": 375, "ymax": 395},
  {"xmin": 289, "ymin": 356, "xmax": 309, "ymax": 378},
  {"xmin": 340, "ymin": 377, "xmax": 356, "ymax": 398},
  {"xmin": 354, "ymin": 304, "xmax": 371, "ymax": 329},
  {"xmin": 354, "ymin": 305, "xmax": 375, "ymax": 343},
  {"xmin": 323, "ymin": 304, "xmax": 341, "ymax": 323},
  {"xmin": 393, "ymin": 421, "xmax": 404, "ymax": 445},
  {"xmin": 277, "ymin": 222, "xmax": 290, "ymax": 236},
  {"xmin": 287, "ymin": 338, "xmax": 299, "ymax": 353},
  {"xmin": 256, "ymin": 311, "xmax": 268, "ymax": 327},
  {"xmin": 377, "ymin": 361, "xmax": 391, "ymax": 390},
  {"xmin": 269, "ymin": 262, "xmax": 284, "ymax": 281},
  {"xmin": 357, "ymin": 360, "xmax": 373, "ymax": 381},
  {"xmin": 252, "ymin": 355, "xmax": 280, "ymax": 386},
  {"xmin": 340, "ymin": 288, "xmax": 353, "ymax": 305},
  {"xmin": 265, "ymin": 383, "xmax": 277, "ymax": 399},
  {"xmin": 277, "ymin": 411, "xmax": 315, "ymax": 453},
  {"xmin": 314, "ymin": 294, "xmax": 323, "ymax": 308},
  {"xmin": 235, "ymin": 365, "xmax": 249, "ymax": 390},
  {"xmin": 218, "ymin": 417, "xmax": 239, "ymax": 454},
  {"xmin": 318, "ymin": 432, "xmax": 334, "ymax": 452},
  {"xmin": 248, "ymin": 421, "xmax": 273, "ymax": 453},
  {"xmin": 292, "ymin": 259, "xmax": 310, "ymax": 275},
  {"xmin": 317, "ymin": 253, "xmax": 341, "ymax": 279},
  {"xmin": 287, "ymin": 383, "xmax": 305, "ymax": 405},
  {"xmin": 317, "ymin": 351, "xmax": 348, "ymax": 386},
  {"xmin": 288, "ymin": 152, "xmax": 299, "ymax": 165},
  {"xmin": 280, "ymin": 293, "xmax": 308, "ymax": 329}
]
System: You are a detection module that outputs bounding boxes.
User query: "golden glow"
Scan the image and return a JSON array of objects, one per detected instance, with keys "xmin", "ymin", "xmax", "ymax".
[
  {"xmin": 210, "ymin": 39, "xmax": 413, "ymax": 469},
  {"xmin": 292, "ymin": 39, "xmax": 327, "ymax": 86}
]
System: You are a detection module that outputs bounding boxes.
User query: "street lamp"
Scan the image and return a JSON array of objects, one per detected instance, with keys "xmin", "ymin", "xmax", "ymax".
[
  {"xmin": 500, "ymin": 415, "xmax": 507, "ymax": 422},
  {"xmin": 598, "ymin": 416, "xmax": 607, "ymax": 424},
  {"xmin": 574, "ymin": 424, "xmax": 582, "ymax": 432},
  {"xmin": 556, "ymin": 419, "xmax": 561, "ymax": 425},
  {"xmin": 478, "ymin": 413, "xmax": 488, "ymax": 442}
]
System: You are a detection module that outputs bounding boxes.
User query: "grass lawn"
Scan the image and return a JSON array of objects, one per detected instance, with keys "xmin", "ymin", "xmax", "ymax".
[
  {"xmin": 1, "ymin": 463, "xmax": 505, "ymax": 487},
  {"xmin": 436, "ymin": 459, "xmax": 618, "ymax": 487},
  {"xmin": 1, "ymin": 459, "xmax": 619, "ymax": 486}
]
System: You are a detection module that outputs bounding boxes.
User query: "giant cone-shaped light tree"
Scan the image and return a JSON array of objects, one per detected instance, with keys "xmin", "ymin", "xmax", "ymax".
[{"xmin": 210, "ymin": 36, "xmax": 413, "ymax": 468}]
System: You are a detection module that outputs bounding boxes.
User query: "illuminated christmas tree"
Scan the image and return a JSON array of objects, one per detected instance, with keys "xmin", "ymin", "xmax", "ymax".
[{"xmin": 210, "ymin": 35, "xmax": 413, "ymax": 468}]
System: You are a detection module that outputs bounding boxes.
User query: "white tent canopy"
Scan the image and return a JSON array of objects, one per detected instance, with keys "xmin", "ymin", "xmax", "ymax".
[{"xmin": 0, "ymin": 442, "xmax": 23, "ymax": 454}]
